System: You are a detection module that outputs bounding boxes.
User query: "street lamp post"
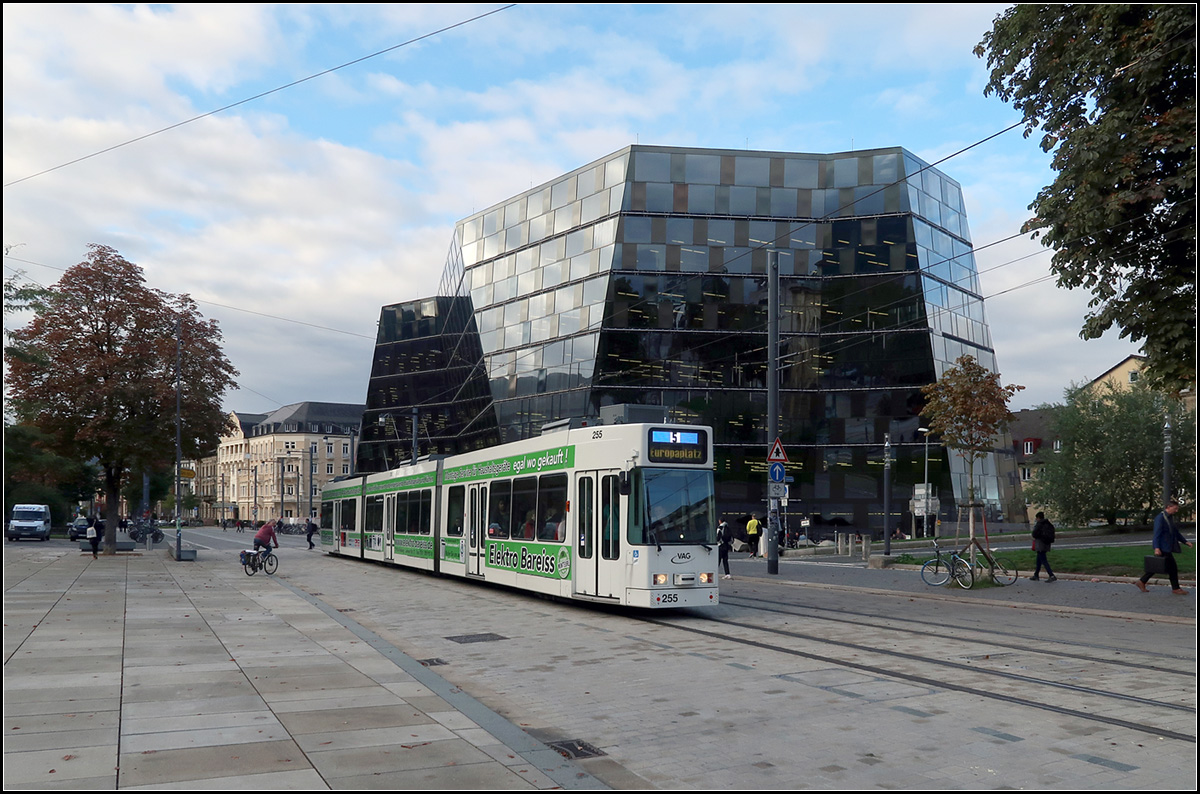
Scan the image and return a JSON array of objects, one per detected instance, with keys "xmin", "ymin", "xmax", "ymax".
[
  {"xmin": 918, "ymin": 426, "xmax": 931, "ymax": 538},
  {"xmin": 1163, "ymin": 417, "xmax": 1172, "ymax": 506}
]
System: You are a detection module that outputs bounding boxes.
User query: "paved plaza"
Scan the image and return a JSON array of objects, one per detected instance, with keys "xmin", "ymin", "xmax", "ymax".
[{"xmin": 4, "ymin": 536, "xmax": 1195, "ymax": 789}]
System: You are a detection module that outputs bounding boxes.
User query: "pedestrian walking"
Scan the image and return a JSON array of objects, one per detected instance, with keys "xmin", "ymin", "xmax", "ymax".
[
  {"xmin": 305, "ymin": 518, "xmax": 318, "ymax": 549},
  {"xmin": 717, "ymin": 518, "xmax": 732, "ymax": 579},
  {"xmin": 1136, "ymin": 499, "xmax": 1193, "ymax": 595},
  {"xmin": 746, "ymin": 513, "xmax": 761, "ymax": 558},
  {"xmin": 86, "ymin": 517, "xmax": 101, "ymax": 559},
  {"xmin": 1029, "ymin": 511, "xmax": 1057, "ymax": 582}
]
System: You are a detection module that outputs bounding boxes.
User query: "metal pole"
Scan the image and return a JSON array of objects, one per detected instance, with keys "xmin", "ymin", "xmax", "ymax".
[
  {"xmin": 412, "ymin": 407, "xmax": 419, "ymax": 464},
  {"xmin": 919, "ymin": 427, "xmax": 931, "ymax": 538},
  {"xmin": 883, "ymin": 432, "xmax": 892, "ymax": 555},
  {"xmin": 1163, "ymin": 417, "xmax": 1172, "ymax": 505},
  {"xmin": 767, "ymin": 250, "xmax": 780, "ymax": 576},
  {"xmin": 174, "ymin": 317, "xmax": 183, "ymax": 559}
]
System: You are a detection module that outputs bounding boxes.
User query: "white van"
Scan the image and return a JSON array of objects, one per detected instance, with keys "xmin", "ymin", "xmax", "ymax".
[{"xmin": 7, "ymin": 504, "xmax": 52, "ymax": 542}]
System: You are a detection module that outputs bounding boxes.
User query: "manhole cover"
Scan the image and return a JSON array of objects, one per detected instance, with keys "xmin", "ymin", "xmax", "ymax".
[
  {"xmin": 547, "ymin": 739, "xmax": 605, "ymax": 759},
  {"xmin": 445, "ymin": 633, "xmax": 507, "ymax": 644}
]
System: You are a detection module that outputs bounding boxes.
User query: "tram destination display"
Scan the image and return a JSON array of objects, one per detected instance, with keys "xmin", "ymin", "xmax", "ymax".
[{"xmin": 646, "ymin": 427, "xmax": 709, "ymax": 464}]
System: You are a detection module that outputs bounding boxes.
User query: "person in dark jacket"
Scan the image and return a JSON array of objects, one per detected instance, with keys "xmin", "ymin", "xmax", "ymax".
[
  {"xmin": 1137, "ymin": 500, "xmax": 1193, "ymax": 594},
  {"xmin": 86, "ymin": 517, "xmax": 102, "ymax": 559},
  {"xmin": 717, "ymin": 518, "xmax": 732, "ymax": 579},
  {"xmin": 1029, "ymin": 512, "xmax": 1056, "ymax": 582}
]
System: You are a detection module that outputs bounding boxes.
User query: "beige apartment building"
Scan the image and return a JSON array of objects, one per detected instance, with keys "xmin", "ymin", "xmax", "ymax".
[{"xmin": 194, "ymin": 402, "xmax": 363, "ymax": 526}]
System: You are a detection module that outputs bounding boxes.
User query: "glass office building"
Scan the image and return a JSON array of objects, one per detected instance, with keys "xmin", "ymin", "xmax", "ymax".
[{"xmin": 358, "ymin": 145, "xmax": 1022, "ymax": 532}]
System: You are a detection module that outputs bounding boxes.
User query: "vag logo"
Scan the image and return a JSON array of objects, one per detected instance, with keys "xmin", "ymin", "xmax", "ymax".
[{"xmin": 671, "ymin": 552, "xmax": 692, "ymax": 564}]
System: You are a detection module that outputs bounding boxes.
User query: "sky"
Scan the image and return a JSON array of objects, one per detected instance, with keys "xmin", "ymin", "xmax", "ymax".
[{"xmin": 3, "ymin": 3, "xmax": 1143, "ymax": 416}]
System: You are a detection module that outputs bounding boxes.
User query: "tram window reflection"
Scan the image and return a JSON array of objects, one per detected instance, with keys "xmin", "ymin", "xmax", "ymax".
[
  {"xmin": 488, "ymin": 482, "xmax": 511, "ymax": 539},
  {"xmin": 446, "ymin": 486, "xmax": 464, "ymax": 537},
  {"xmin": 512, "ymin": 477, "xmax": 538, "ymax": 541},
  {"xmin": 538, "ymin": 474, "xmax": 567, "ymax": 542}
]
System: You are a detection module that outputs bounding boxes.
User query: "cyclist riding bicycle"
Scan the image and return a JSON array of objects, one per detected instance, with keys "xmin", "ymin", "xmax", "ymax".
[{"xmin": 253, "ymin": 520, "xmax": 280, "ymax": 561}]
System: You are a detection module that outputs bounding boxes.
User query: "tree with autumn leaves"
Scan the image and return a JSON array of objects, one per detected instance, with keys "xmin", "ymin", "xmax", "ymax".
[
  {"xmin": 921, "ymin": 355, "xmax": 1024, "ymax": 561},
  {"xmin": 6, "ymin": 245, "xmax": 238, "ymax": 552}
]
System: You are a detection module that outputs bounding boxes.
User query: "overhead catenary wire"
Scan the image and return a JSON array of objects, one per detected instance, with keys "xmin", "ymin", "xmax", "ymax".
[{"xmin": 2, "ymin": 5, "xmax": 518, "ymax": 189}]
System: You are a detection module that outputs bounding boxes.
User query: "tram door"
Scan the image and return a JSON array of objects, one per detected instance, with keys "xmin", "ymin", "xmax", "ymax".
[
  {"xmin": 574, "ymin": 471, "xmax": 622, "ymax": 600},
  {"xmin": 467, "ymin": 484, "xmax": 487, "ymax": 577},
  {"xmin": 382, "ymin": 494, "xmax": 396, "ymax": 563}
]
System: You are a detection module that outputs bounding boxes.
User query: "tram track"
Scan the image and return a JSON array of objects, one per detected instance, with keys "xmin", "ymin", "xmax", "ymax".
[
  {"xmin": 636, "ymin": 599, "xmax": 1197, "ymax": 745},
  {"xmin": 719, "ymin": 592, "xmax": 1196, "ymax": 675}
]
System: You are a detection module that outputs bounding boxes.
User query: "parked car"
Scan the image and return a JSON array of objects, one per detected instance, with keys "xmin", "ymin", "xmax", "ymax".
[{"xmin": 67, "ymin": 517, "xmax": 90, "ymax": 541}]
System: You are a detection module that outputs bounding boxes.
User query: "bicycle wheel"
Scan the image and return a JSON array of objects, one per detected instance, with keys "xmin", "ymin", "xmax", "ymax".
[
  {"xmin": 243, "ymin": 559, "xmax": 257, "ymax": 576},
  {"xmin": 921, "ymin": 558, "xmax": 951, "ymax": 586},
  {"xmin": 263, "ymin": 553, "xmax": 278, "ymax": 576},
  {"xmin": 951, "ymin": 558, "xmax": 974, "ymax": 589},
  {"xmin": 990, "ymin": 556, "xmax": 1017, "ymax": 586}
]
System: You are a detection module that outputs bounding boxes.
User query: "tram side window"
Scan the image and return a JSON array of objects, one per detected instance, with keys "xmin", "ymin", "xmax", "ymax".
[
  {"xmin": 340, "ymin": 499, "xmax": 357, "ymax": 534},
  {"xmin": 488, "ymin": 481, "xmax": 511, "ymax": 539},
  {"xmin": 512, "ymin": 477, "xmax": 538, "ymax": 540},
  {"xmin": 601, "ymin": 474, "xmax": 620, "ymax": 560},
  {"xmin": 446, "ymin": 485, "xmax": 464, "ymax": 537},
  {"xmin": 537, "ymin": 474, "xmax": 567, "ymax": 542},
  {"xmin": 365, "ymin": 495, "xmax": 385, "ymax": 534},
  {"xmin": 320, "ymin": 501, "xmax": 333, "ymax": 530},
  {"xmin": 415, "ymin": 489, "xmax": 432, "ymax": 534},
  {"xmin": 394, "ymin": 493, "xmax": 410, "ymax": 535}
]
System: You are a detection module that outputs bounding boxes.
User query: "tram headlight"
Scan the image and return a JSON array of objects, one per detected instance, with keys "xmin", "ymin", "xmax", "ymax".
[
  {"xmin": 699, "ymin": 572, "xmax": 714, "ymax": 584},
  {"xmin": 653, "ymin": 573, "xmax": 669, "ymax": 585}
]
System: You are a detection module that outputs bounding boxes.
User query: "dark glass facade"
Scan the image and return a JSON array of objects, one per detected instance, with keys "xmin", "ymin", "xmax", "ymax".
[{"xmin": 358, "ymin": 145, "xmax": 1022, "ymax": 532}]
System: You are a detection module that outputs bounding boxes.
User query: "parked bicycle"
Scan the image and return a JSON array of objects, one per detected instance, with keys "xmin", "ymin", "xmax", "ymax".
[
  {"xmin": 241, "ymin": 548, "xmax": 278, "ymax": 577},
  {"xmin": 127, "ymin": 520, "xmax": 164, "ymax": 544},
  {"xmin": 920, "ymin": 538, "xmax": 974, "ymax": 589},
  {"xmin": 965, "ymin": 539, "xmax": 1018, "ymax": 586}
]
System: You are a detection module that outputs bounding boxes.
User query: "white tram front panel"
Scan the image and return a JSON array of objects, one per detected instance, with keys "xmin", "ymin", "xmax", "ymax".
[{"xmin": 618, "ymin": 427, "xmax": 719, "ymax": 608}]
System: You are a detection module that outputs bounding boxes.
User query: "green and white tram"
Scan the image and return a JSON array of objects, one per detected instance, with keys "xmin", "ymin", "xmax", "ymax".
[{"xmin": 320, "ymin": 420, "xmax": 719, "ymax": 607}]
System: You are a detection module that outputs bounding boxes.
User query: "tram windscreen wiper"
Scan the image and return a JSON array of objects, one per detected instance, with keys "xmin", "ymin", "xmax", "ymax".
[{"xmin": 648, "ymin": 526, "xmax": 662, "ymax": 552}]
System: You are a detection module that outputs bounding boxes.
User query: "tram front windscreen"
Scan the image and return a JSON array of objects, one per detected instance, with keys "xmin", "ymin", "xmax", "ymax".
[{"xmin": 629, "ymin": 468, "xmax": 716, "ymax": 546}]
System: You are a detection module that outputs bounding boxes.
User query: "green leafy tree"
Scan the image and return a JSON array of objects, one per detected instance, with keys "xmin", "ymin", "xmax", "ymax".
[
  {"xmin": 1025, "ymin": 382, "xmax": 1195, "ymax": 526},
  {"xmin": 6, "ymin": 245, "xmax": 238, "ymax": 551},
  {"xmin": 921, "ymin": 355, "xmax": 1024, "ymax": 557},
  {"xmin": 3, "ymin": 422, "xmax": 102, "ymax": 525},
  {"xmin": 975, "ymin": 5, "xmax": 1196, "ymax": 394}
]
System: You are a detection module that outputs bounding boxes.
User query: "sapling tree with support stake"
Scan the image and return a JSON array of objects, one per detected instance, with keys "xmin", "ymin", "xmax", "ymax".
[{"xmin": 920, "ymin": 355, "xmax": 1023, "ymax": 573}]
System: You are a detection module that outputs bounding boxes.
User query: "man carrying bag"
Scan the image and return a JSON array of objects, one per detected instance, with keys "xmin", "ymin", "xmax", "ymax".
[{"xmin": 1136, "ymin": 499, "xmax": 1193, "ymax": 595}]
